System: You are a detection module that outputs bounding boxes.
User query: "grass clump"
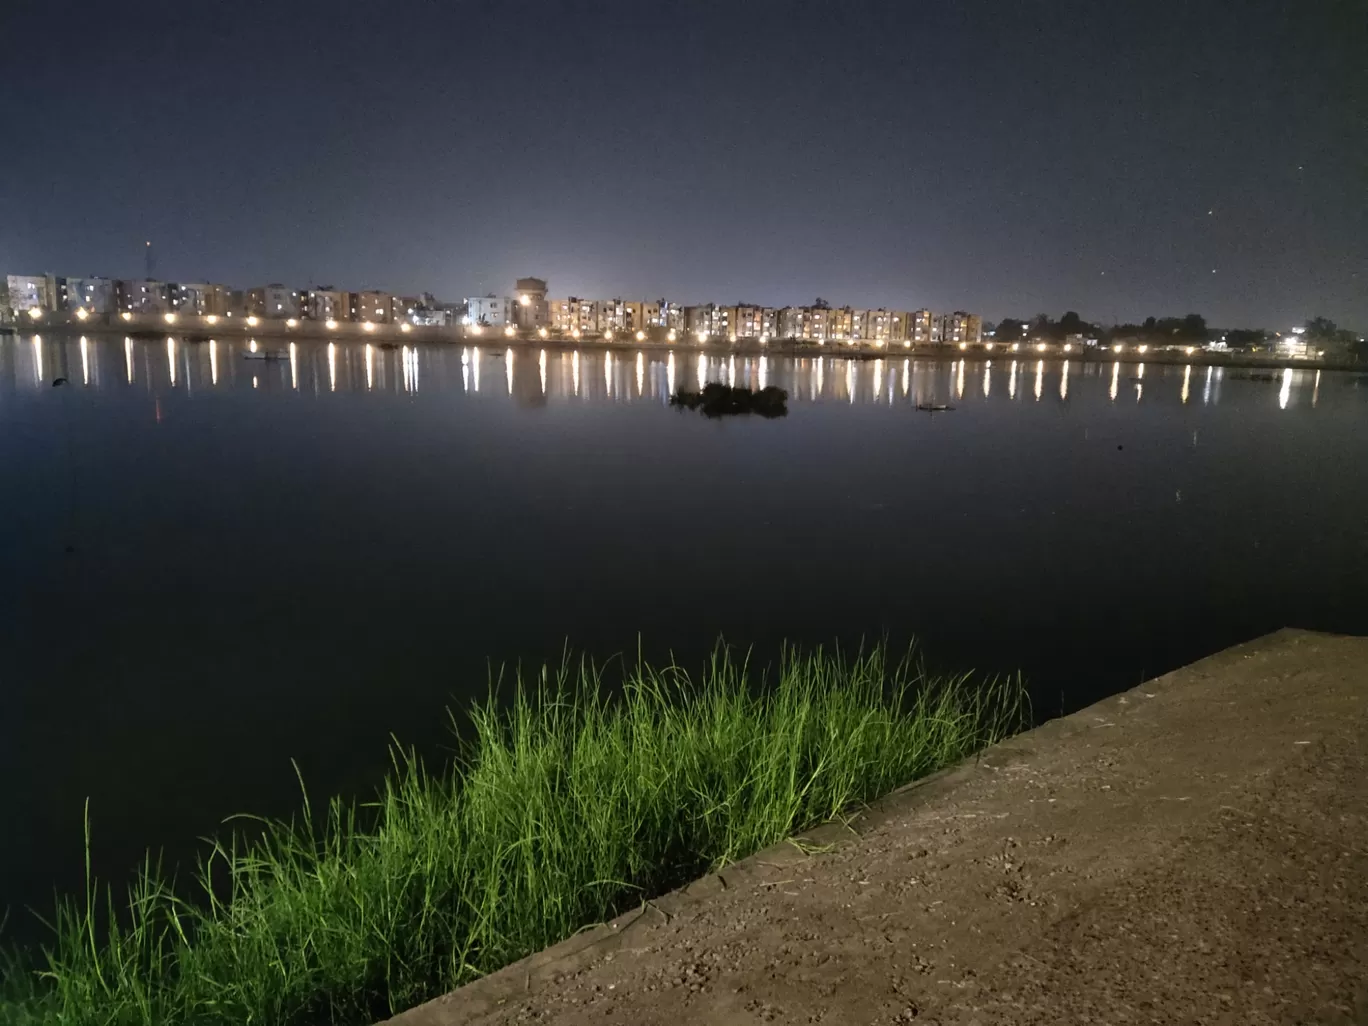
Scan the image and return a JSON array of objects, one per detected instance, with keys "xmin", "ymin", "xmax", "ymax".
[{"xmin": 0, "ymin": 642, "xmax": 1025, "ymax": 1026}]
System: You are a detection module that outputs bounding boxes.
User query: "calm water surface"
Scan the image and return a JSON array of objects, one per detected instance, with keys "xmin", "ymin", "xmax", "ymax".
[{"xmin": 2, "ymin": 334, "xmax": 1366, "ymax": 931}]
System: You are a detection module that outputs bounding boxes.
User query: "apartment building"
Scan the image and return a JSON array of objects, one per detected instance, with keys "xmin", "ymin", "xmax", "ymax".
[
  {"xmin": 246, "ymin": 285, "xmax": 302, "ymax": 319},
  {"xmin": 548, "ymin": 297, "xmax": 598, "ymax": 333},
  {"xmin": 514, "ymin": 277, "xmax": 550, "ymax": 330},
  {"xmin": 59, "ymin": 276, "xmax": 117, "ymax": 314},
  {"xmin": 117, "ymin": 279, "xmax": 171, "ymax": 314},
  {"xmin": 305, "ymin": 289, "xmax": 348, "ymax": 322},
  {"xmin": 909, "ymin": 308, "xmax": 935, "ymax": 345},
  {"xmin": 939, "ymin": 311, "xmax": 981, "ymax": 345},
  {"xmin": 466, "ymin": 294, "xmax": 512, "ymax": 327},
  {"xmin": 350, "ymin": 290, "xmax": 392, "ymax": 324}
]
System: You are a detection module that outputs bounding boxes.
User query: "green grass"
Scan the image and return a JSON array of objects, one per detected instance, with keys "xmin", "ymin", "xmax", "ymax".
[{"xmin": 0, "ymin": 642, "xmax": 1025, "ymax": 1026}]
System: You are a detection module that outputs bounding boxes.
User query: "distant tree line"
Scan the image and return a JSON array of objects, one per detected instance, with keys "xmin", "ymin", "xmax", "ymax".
[{"xmin": 985, "ymin": 311, "xmax": 1364, "ymax": 359}]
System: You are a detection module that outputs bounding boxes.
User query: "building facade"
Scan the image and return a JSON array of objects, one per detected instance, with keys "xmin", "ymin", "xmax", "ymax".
[
  {"xmin": 466, "ymin": 295, "xmax": 512, "ymax": 327},
  {"xmin": 58, "ymin": 276, "xmax": 117, "ymax": 314},
  {"xmin": 8, "ymin": 274, "xmax": 56, "ymax": 312},
  {"xmin": 117, "ymin": 279, "xmax": 171, "ymax": 314},
  {"xmin": 247, "ymin": 285, "xmax": 302, "ymax": 319},
  {"xmin": 548, "ymin": 297, "xmax": 598, "ymax": 333},
  {"xmin": 305, "ymin": 289, "xmax": 348, "ymax": 322},
  {"xmin": 514, "ymin": 277, "xmax": 550, "ymax": 330},
  {"xmin": 168, "ymin": 283, "xmax": 215, "ymax": 315},
  {"xmin": 351, "ymin": 290, "xmax": 392, "ymax": 324},
  {"xmin": 909, "ymin": 309, "xmax": 935, "ymax": 345},
  {"xmin": 939, "ymin": 311, "xmax": 981, "ymax": 345}
]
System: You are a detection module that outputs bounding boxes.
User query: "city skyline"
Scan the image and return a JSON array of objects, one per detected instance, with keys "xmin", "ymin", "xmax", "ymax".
[{"xmin": 2, "ymin": 0, "xmax": 1362, "ymax": 329}]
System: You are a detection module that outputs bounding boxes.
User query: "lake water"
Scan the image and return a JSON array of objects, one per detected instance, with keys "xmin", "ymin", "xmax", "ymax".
[{"xmin": 3, "ymin": 334, "xmax": 1366, "ymax": 934}]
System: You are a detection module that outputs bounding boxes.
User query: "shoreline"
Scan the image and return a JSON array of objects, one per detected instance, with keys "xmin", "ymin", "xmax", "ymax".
[
  {"xmin": 8, "ymin": 319, "xmax": 1363, "ymax": 374},
  {"xmin": 386, "ymin": 629, "xmax": 1368, "ymax": 1026}
]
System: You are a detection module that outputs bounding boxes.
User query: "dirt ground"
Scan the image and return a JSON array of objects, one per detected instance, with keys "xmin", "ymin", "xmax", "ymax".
[{"xmin": 386, "ymin": 628, "xmax": 1368, "ymax": 1025}]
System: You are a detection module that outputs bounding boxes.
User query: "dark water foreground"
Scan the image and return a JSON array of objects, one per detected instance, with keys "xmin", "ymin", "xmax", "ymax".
[{"xmin": 2, "ymin": 335, "xmax": 1365, "ymax": 935}]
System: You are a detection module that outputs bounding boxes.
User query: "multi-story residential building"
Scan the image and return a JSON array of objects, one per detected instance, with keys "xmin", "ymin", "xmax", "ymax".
[
  {"xmin": 305, "ymin": 289, "xmax": 348, "ymax": 322},
  {"xmin": 910, "ymin": 309, "xmax": 935, "ymax": 345},
  {"xmin": 466, "ymin": 294, "xmax": 512, "ymax": 327},
  {"xmin": 730, "ymin": 305, "xmax": 773, "ymax": 339},
  {"xmin": 514, "ymin": 277, "xmax": 550, "ymax": 330},
  {"xmin": 860, "ymin": 308, "xmax": 898, "ymax": 343},
  {"xmin": 777, "ymin": 306, "xmax": 832, "ymax": 342},
  {"xmin": 965, "ymin": 314, "xmax": 983, "ymax": 344},
  {"xmin": 939, "ymin": 311, "xmax": 980, "ymax": 345},
  {"xmin": 828, "ymin": 307, "xmax": 855, "ymax": 341},
  {"xmin": 684, "ymin": 304, "xmax": 732, "ymax": 338},
  {"xmin": 548, "ymin": 297, "xmax": 598, "ymax": 334},
  {"xmin": 392, "ymin": 296, "xmax": 422, "ymax": 323},
  {"xmin": 8, "ymin": 274, "xmax": 57, "ymax": 312},
  {"xmin": 168, "ymin": 283, "xmax": 215, "ymax": 315},
  {"xmin": 660, "ymin": 301, "xmax": 684, "ymax": 330},
  {"xmin": 595, "ymin": 298, "xmax": 629, "ymax": 333},
  {"xmin": 202, "ymin": 284, "xmax": 238, "ymax": 316},
  {"xmin": 247, "ymin": 285, "xmax": 302, "ymax": 319},
  {"xmin": 622, "ymin": 300, "xmax": 662, "ymax": 332},
  {"xmin": 58, "ymin": 276, "xmax": 117, "ymax": 314},
  {"xmin": 117, "ymin": 279, "xmax": 171, "ymax": 314},
  {"xmin": 350, "ymin": 290, "xmax": 392, "ymax": 324}
]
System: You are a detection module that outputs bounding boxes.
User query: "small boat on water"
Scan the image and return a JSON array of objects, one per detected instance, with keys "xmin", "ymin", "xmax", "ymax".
[{"xmin": 916, "ymin": 402, "xmax": 955, "ymax": 412}]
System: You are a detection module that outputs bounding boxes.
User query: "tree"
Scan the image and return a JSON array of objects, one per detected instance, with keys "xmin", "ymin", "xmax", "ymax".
[
  {"xmin": 1181, "ymin": 313, "xmax": 1208, "ymax": 340},
  {"xmin": 996, "ymin": 317, "xmax": 1026, "ymax": 340},
  {"xmin": 1305, "ymin": 316, "xmax": 1338, "ymax": 339},
  {"xmin": 1225, "ymin": 328, "xmax": 1267, "ymax": 348}
]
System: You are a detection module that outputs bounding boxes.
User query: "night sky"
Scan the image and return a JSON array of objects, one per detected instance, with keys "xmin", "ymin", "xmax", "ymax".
[{"xmin": 4, "ymin": 0, "xmax": 1363, "ymax": 328}]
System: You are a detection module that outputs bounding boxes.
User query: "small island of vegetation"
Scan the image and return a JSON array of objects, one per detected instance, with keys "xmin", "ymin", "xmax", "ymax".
[{"xmin": 670, "ymin": 382, "xmax": 789, "ymax": 418}]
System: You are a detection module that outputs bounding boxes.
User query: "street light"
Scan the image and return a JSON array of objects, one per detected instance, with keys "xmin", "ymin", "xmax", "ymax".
[
  {"xmin": 285, "ymin": 318, "xmax": 298, "ymax": 328},
  {"xmin": 400, "ymin": 322, "xmax": 412, "ymax": 333},
  {"xmin": 1036, "ymin": 342, "xmax": 1047, "ymax": 352},
  {"xmin": 667, "ymin": 329, "xmax": 677, "ymax": 342},
  {"xmin": 635, "ymin": 330, "xmax": 645, "ymax": 341},
  {"xmin": 26, "ymin": 308, "xmax": 42, "ymax": 320},
  {"xmin": 363, "ymin": 322, "xmax": 376, "ymax": 332},
  {"xmin": 325, "ymin": 319, "xmax": 338, "ymax": 330},
  {"xmin": 164, "ymin": 312, "xmax": 177, "ymax": 324},
  {"xmin": 246, "ymin": 315, "xmax": 259, "ymax": 326},
  {"xmin": 538, "ymin": 327, "xmax": 548, "ymax": 338},
  {"xmin": 120, "ymin": 311, "xmax": 132, "ymax": 321},
  {"xmin": 505, "ymin": 325, "xmax": 516, "ymax": 337},
  {"xmin": 206, "ymin": 314, "xmax": 218, "ymax": 325},
  {"xmin": 75, "ymin": 308, "xmax": 89, "ymax": 321}
]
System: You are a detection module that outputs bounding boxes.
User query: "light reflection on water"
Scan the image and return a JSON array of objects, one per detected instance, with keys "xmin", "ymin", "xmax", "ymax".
[
  {"xmin": 0, "ymin": 337, "xmax": 1344, "ymax": 414},
  {"xmin": 2, "ymin": 333, "xmax": 1363, "ymax": 940}
]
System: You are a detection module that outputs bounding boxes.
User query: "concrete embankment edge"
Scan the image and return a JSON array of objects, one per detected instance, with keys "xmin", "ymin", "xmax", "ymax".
[{"xmin": 387, "ymin": 628, "xmax": 1368, "ymax": 1025}]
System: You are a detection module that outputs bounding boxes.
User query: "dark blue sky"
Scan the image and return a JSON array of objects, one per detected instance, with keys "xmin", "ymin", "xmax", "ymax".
[{"xmin": 4, "ymin": 0, "xmax": 1363, "ymax": 327}]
